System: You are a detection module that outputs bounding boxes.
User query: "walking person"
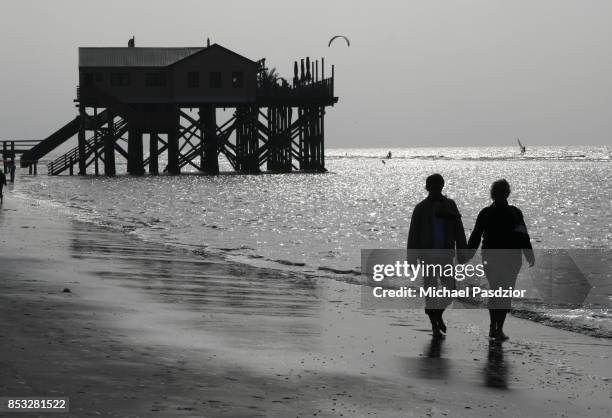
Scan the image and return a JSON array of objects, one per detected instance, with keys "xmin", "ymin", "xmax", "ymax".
[
  {"xmin": 9, "ymin": 162, "xmax": 16, "ymax": 182},
  {"xmin": 467, "ymin": 179, "xmax": 535, "ymax": 340},
  {"xmin": 407, "ymin": 174, "xmax": 467, "ymax": 337},
  {"xmin": 0, "ymin": 169, "xmax": 6, "ymax": 205}
]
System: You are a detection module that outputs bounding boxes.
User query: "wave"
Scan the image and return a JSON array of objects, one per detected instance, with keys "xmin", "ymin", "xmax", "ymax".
[
  {"xmin": 511, "ymin": 306, "xmax": 612, "ymax": 339},
  {"xmin": 317, "ymin": 266, "xmax": 362, "ymax": 276}
]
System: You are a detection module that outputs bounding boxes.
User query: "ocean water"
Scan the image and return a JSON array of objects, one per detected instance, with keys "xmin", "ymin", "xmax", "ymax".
[{"xmin": 14, "ymin": 145, "xmax": 612, "ymax": 337}]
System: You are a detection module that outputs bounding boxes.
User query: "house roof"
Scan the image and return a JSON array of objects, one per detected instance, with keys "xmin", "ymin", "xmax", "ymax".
[
  {"xmin": 79, "ymin": 44, "xmax": 258, "ymax": 68},
  {"xmin": 79, "ymin": 47, "xmax": 204, "ymax": 67}
]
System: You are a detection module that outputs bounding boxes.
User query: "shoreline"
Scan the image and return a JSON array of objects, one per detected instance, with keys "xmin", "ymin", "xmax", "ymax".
[
  {"xmin": 1, "ymin": 189, "xmax": 611, "ymax": 417},
  {"xmin": 13, "ymin": 182, "xmax": 611, "ymax": 340}
]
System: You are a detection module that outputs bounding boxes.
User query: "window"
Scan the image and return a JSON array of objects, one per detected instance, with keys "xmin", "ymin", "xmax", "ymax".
[
  {"xmin": 83, "ymin": 73, "xmax": 93, "ymax": 86},
  {"xmin": 209, "ymin": 71, "xmax": 221, "ymax": 88},
  {"xmin": 110, "ymin": 73, "xmax": 131, "ymax": 86},
  {"xmin": 145, "ymin": 72, "xmax": 166, "ymax": 87},
  {"xmin": 231, "ymin": 71, "xmax": 244, "ymax": 88},
  {"xmin": 187, "ymin": 72, "xmax": 199, "ymax": 88},
  {"xmin": 95, "ymin": 72, "xmax": 103, "ymax": 82}
]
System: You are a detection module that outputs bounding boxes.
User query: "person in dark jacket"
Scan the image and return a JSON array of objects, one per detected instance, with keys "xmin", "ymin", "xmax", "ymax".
[
  {"xmin": 0, "ymin": 169, "xmax": 6, "ymax": 205},
  {"xmin": 408, "ymin": 174, "xmax": 467, "ymax": 337},
  {"xmin": 467, "ymin": 179, "xmax": 535, "ymax": 341}
]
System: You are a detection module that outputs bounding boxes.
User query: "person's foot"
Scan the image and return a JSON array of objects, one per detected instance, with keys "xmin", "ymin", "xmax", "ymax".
[
  {"xmin": 438, "ymin": 318, "xmax": 447, "ymax": 334},
  {"xmin": 431, "ymin": 322, "xmax": 443, "ymax": 338},
  {"xmin": 494, "ymin": 330, "xmax": 509, "ymax": 341}
]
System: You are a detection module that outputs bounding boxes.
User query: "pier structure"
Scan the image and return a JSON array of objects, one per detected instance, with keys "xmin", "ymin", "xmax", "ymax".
[
  {"xmin": 20, "ymin": 43, "xmax": 338, "ymax": 176},
  {"xmin": 1, "ymin": 140, "xmax": 40, "ymax": 176}
]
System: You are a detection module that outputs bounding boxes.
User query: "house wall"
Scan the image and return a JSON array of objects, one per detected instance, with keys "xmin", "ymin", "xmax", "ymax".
[
  {"xmin": 171, "ymin": 47, "xmax": 257, "ymax": 103},
  {"xmin": 80, "ymin": 67, "xmax": 171, "ymax": 103}
]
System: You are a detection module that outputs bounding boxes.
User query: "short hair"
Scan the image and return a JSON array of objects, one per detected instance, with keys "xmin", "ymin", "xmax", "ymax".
[
  {"xmin": 490, "ymin": 179, "xmax": 511, "ymax": 201},
  {"xmin": 425, "ymin": 173, "xmax": 445, "ymax": 193}
]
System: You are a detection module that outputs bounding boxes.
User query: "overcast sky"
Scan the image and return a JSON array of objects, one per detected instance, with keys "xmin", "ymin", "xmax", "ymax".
[{"xmin": 1, "ymin": 0, "xmax": 611, "ymax": 147}]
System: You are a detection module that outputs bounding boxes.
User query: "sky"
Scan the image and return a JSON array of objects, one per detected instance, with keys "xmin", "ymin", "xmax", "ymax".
[{"xmin": 1, "ymin": 0, "xmax": 611, "ymax": 147}]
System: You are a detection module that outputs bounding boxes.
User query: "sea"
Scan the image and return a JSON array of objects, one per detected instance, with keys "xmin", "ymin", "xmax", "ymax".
[{"xmin": 13, "ymin": 145, "xmax": 612, "ymax": 338}]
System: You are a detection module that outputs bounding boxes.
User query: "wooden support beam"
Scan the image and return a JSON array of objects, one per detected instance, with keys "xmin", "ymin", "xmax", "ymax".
[
  {"xmin": 93, "ymin": 107, "xmax": 99, "ymax": 176},
  {"xmin": 104, "ymin": 111, "xmax": 116, "ymax": 176},
  {"xmin": 320, "ymin": 106, "xmax": 326, "ymax": 171},
  {"xmin": 127, "ymin": 127, "xmax": 144, "ymax": 175},
  {"xmin": 78, "ymin": 106, "xmax": 86, "ymax": 175},
  {"xmin": 198, "ymin": 107, "xmax": 205, "ymax": 171},
  {"xmin": 234, "ymin": 106, "xmax": 260, "ymax": 173},
  {"xmin": 9, "ymin": 141, "xmax": 15, "ymax": 181},
  {"xmin": 114, "ymin": 143, "xmax": 128, "ymax": 160},
  {"xmin": 267, "ymin": 106, "xmax": 293, "ymax": 172},
  {"xmin": 149, "ymin": 133, "xmax": 159, "ymax": 175},
  {"xmin": 2, "ymin": 141, "xmax": 6, "ymax": 173},
  {"xmin": 201, "ymin": 106, "xmax": 219, "ymax": 175},
  {"xmin": 298, "ymin": 107, "xmax": 308, "ymax": 171},
  {"xmin": 167, "ymin": 108, "xmax": 180, "ymax": 174}
]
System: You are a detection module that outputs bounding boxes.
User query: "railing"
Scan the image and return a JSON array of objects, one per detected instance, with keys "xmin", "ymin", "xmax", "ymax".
[
  {"xmin": 257, "ymin": 77, "xmax": 334, "ymax": 101},
  {"xmin": 47, "ymin": 118, "xmax": 127, "ymax": 175}
]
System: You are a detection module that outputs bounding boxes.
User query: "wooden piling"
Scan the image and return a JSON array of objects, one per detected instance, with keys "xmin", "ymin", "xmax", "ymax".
[
  {"xmin": 167, "ymin": 108, "xmax": 180, "ymax": 174},
  {"xmin": 127, "ymin": 128, "xmax": 144, "ymax": 175},
  {"xmin": 198, "ymin": 108, "xmax": 205, "ymax": 172},
  {"xmin": 93, "ymin": 107, "xmax": 99, "ymax": 176},
  {"xmin": 104, "ymin": 111, "xmax": 116, "ymax": 176},
  {"xmin": 149, "ymin": 133, "xmax": 159, "ymax": 175},
  {"xmin": 78, "ymin": 105, "xmax": 86, "ymax": 175},
  {"xmin": 201, "ymin": 106, "xmax": 219, "ymax": 175}
]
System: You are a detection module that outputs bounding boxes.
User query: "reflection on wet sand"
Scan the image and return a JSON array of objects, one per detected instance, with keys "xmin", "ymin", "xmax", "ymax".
[
  {"xmin": 483, "ymin": 340, "xmax": 510, "ymax": 389},
  {"xmin": 399, "ymin": 337, "xmax": 452, "ymax": 381},
  {"xmin": 419, "ymin": 336, "xmax": 450, "ymax": 380},
  {"xmin": 68, "ymin": 220, "xmax": 324, "ymax": 350},
  {"xmin": 69, "ymin": 220, "xmax": 319, "ymax": 316}
]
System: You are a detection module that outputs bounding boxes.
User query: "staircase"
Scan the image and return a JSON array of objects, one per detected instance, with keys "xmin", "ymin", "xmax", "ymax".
[
  {"xmin": 20, "ymin": 110, "xmax": 113, "ymax": 168},
  {"xmin": 47, "ymin": 117, "xmax": 127, "ymax": 175}
]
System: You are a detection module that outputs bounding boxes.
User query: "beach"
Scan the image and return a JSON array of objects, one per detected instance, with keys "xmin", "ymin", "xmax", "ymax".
[
  {"xmin": 2, "ymin": 1, "xmax": 612, "ymax": 415},
  {"xmin": 1, "ymin": 191, "xmax": 610, "ymax": 417}
]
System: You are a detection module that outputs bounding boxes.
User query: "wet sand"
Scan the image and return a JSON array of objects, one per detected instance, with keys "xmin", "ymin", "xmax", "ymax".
[{"xmin": 0, "ymin": 196, "xmax": 610, "ymax": 417}]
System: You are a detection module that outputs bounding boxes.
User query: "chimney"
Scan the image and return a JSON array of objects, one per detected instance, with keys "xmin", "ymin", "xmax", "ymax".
[{"xmin": 207, "ymin": 37, "xmax": 210, "ymax": 47}]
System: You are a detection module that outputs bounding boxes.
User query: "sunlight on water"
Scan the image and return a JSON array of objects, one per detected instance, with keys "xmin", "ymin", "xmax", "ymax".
[{"xmin": 16, "ymin": 146, "xmax": 612, "ymax": 336}]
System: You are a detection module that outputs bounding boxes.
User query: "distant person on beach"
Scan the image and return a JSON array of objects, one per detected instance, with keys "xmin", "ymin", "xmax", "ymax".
[
  {"xmin": 9, "ymin": 163, "xmax": 16, "ymax": 182},
  {"xmin": 407, "ymin": 173, "xmax": 467, "ymax": 337},
  {"xmin": 0, "ymin": 170, "xmax": 6, "ymax": 204},
  {"xmin": 467, "ymin": 179, "xmax": 535, "ymax": 341}
]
